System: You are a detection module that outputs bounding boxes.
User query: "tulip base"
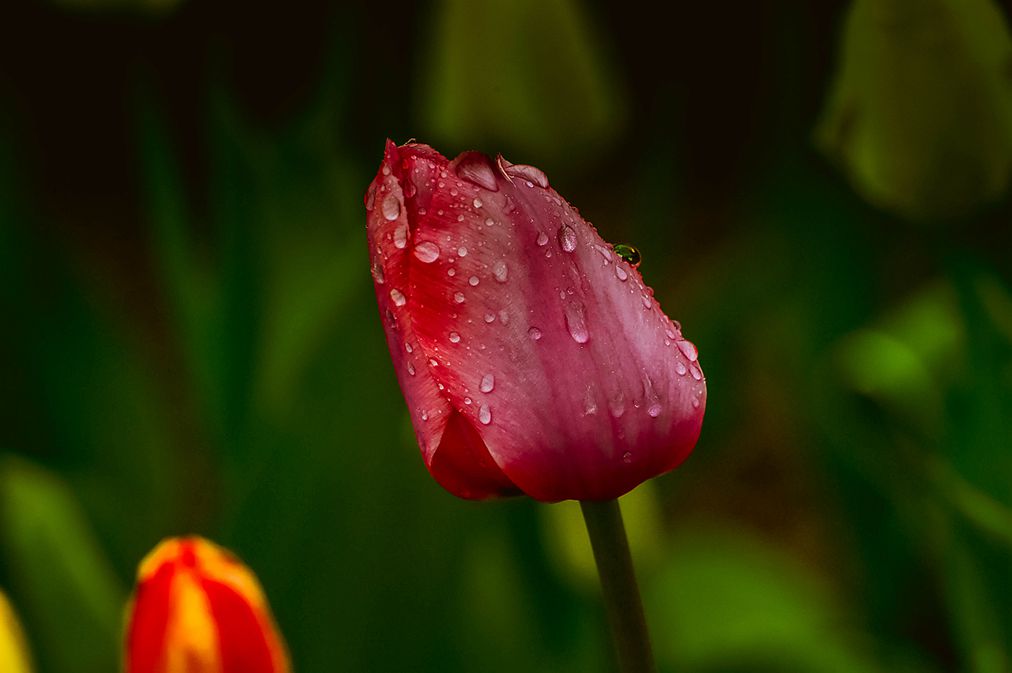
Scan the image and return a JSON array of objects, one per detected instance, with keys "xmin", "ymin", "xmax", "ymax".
[{"xmin": 580, "ymin": 499, "xmax": 656, "ymax": 673}]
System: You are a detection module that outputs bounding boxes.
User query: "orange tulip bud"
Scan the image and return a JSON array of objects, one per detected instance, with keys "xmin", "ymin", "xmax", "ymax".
[{"xmin": 124, "ymin": 537, "xmax": 290, "ymax": 673}]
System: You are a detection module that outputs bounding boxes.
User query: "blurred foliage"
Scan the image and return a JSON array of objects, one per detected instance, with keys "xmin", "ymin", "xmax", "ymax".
[
  {"xmin": 816, "ymin": 0, "xmax": 1012, "ymax": 221},
  {"xmin": 0, "ymin": 1, "xmax": 1010, "ymax": 673}
]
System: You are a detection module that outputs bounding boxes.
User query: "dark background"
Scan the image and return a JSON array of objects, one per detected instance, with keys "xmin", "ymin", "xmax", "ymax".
[{"xmin": 1, "ymin": 1, "xmax": 1010, "ymax": 672}]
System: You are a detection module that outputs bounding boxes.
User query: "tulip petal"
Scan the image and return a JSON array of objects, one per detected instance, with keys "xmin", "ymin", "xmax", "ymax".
[{"xmin": 368, "ymin": 143, "xmax": 705, "ymax": 501}]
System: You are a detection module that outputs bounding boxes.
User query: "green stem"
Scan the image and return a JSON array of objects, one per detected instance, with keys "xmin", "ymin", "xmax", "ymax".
[{"xmin": 580, "ymin": 499, "xmax": 657, "ymax": 673}]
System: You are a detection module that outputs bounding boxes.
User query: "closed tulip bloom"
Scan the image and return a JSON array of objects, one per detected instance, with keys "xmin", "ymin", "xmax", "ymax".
[
  {"xmin": 0, "ymin": 590, "xmax": 33, "ymax": 673},
  {"xmin": 124, "ymin": 537, "xmax": 290, "ymax": 673},
  {"xmin": 366, "ymin": 141, "xmax": 706, "ymax": 502}
]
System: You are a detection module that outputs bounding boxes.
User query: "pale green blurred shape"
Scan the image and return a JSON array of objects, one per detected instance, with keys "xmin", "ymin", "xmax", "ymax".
[
  {"xmin": 834, "ymin": 282, "xmax": 962, "ymax": 431},
  {"xmin": 0, "ymin": 458, "xmax": 124, "ymax": 673},
  {"xmin": 816, "ymin": 0, "xmax": 1012, "ymax": 221},
  {"xmin": 542, "ymin": 482, "xmax": 665, "ymax": 590},
  {"xmin": 647, "ymin": 526, "xmax": 899, "ymax": 673},
  {"xmin": 421, "ymin": 0, "xmax": 625, "ymax": 166}
]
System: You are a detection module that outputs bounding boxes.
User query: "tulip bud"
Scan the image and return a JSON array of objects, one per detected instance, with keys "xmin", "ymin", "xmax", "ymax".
[
  {"xmin": 366, "ymin": 140, "xmax": 706, "ymax": 502},
  {"xmin": 815, "ymin": 0, "xmax": 1012, "ymax": 221},
  {"xmin": 0, "ymin": 590, "xmax": 33, "ymax": 673},
  {"xmin": 124, "ymin": 537, "xmax": 290, "ymax": 673}
]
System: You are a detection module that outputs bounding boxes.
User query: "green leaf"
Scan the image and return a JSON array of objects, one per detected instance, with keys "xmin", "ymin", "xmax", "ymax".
[{"xmin": 0, "ymin": 457, "xmax": 125, "ymax": 673}]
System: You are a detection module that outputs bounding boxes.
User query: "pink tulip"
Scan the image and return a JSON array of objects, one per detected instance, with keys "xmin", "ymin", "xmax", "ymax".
[{"xmin": 366, "ymin": 140, "xmax": 706, "ymax": 502}]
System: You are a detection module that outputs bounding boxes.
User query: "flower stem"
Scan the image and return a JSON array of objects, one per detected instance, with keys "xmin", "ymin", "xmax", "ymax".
[{"xmin": 580, "ymin": 498, "xmax": 657, "ymax": 673}]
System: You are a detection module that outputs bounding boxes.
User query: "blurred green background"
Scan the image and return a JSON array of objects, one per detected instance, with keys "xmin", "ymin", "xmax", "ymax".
[{"xmin": 1, "ymin": 1, "xmax": 1010, "ymax": 672}]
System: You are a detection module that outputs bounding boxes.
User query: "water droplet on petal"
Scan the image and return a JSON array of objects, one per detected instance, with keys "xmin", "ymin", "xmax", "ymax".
[
  {"xmin": 536, "ymin": 231, "xmax": 549, "ymax": 246},
  {"xmin": 478, "ymin": 404, "xmax": 492, "ymax": 425},
  {"xmin": 692, "ymin": 398, "xmax": 700, "ymax": 409},
  {"xmin": 382, "ymin": 165, "xmax": 391, "ymax": 176},
  {"xmin": 393, "ymin": 223, "xmax": 408, "ymax": 249},
  {"xmin": 448, "ymin": 332, "xmax": 461, "ymax": 344},
  {"xmin": 641, "ymin": 294, "xmax": 652, "ymax": 309},
  {"xmin": 609, "ymin": 392, "xmax": 626, "ymax": 418},
  {"xmin": 613, "ymin": 243, "xmax": 641, "ymax": 267},
  {"xmin": 622, "ymin": 451, "xmax": 633, "ymax": 464},
  {"xmin": 564, "ymin": 301, "xmax": 589, "ymax": 344},
  {"xmin": 405, "ymin": 341, "xmax": 413, "ymax": 353},
  {"xmin": 421, "ymin": 410, "xmax": 428, "ymax": 421},
  {"xmin": 458, "ymin": 246, "xmax": 468, "ymax": 257},
  {"xmin": 468, "ymin": 275, "xmax": 480, "ymax": 286},
  {"xmin": 485, "ymin": 217, "xmax": 495, "ymax": 227},
  {"xmin": 492, "ymin": 260, "xmax": 508, "ymax": 282},
  {"xmin": 528, "ymin": 326, "xmax": 542, "ymax": 341},
  {"xmin": 390, "ymin": 288, "xmax": 406, "ymax": 306},
  {"xmin": 473, "ymin": 198, "xmax": 483, "ymax": 208},
  {"xmin": 447, "ymin": 268, "xmax": 456, "ymax": 276},
  {"xmin": 406, "ymin": 361, "xmax": 415, "ymax": 376},
  {"xmin": 615, "ymin": 265, "xmax": 628, "ymax": 281},
  {"xmin": 480, "ymin": 373, "xmax": 495, "ymax": 393},
  {"xmin": 498, "ymin": 309, "xmax": 509, "ymax": 325},
  {"xmin": 558, "ymin": 225, "xmax": 577, "ymax": 252},
  {"xmin": 484, "ymin": 313, "xmax": 496, "ymax": 323},
  {"xmin": 677, "ymin": 339, "xmax": 699, "ymax": 362},
  {"xmin": 647, "ymin": 401, "xmax": 662, "ymax": 417},
  {"xmin": 382, "ymin": 194, "xmax": 400, "ymax": 221},
  {"xmin": 690, "ymin": 363, "xmax": 703, "ymax": 381},
  {"xmin": 371, "ymin": 261, "xmax": 385, "ymax": 284},
  {"xmin": 413, "ymin": 241, "xmax": 440, "ymax": 263},
  {"xmin": 454, "ymin": 292, "xmax": 466, "ymax": 304},
  {"xmin": 675, "ymin": 361, "xmax": 687, "ymax": 376}
]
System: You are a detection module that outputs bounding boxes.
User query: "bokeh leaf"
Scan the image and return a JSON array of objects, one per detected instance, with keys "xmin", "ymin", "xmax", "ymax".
[{"xmin": 0, "ymin": 457, "xmax": 124, "ymax": 673}]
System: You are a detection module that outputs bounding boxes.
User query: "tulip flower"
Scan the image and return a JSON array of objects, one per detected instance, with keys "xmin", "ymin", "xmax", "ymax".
[
  {"xmin": 365, "ymin": 140, "xmax": 706, "ymax": 503},
  {"xmin": 124, "ymin": 537, "xmax": 290, "ymax": 673},
  {"xmin": 0, "ymin": 590, "xmax": 33, "ymax": 673}
]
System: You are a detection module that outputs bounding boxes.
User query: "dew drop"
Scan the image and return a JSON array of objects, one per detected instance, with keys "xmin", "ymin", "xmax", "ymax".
[
  {"xmin": 371, "ymin": 261, "xmax": 385, "ymax": 284},
  {"xmin": 485, "ymin": 217, "xmax": 495, "ymax": 227},
  {"xmin": 564, "ymin": 301, "xmax": 590, "ymax": 344},
  {"xmin": 641, "ymin": 294, "xmax": 652, "ymax": 309},
  {"xmin": 615, "ymin": 265, "xmax": 628, "ymax": 281},
  {"xmin": 677, "ymin": 339, "xmax": 699, "ymax": 362},
  {"xmin": 389, "ymin": 288, "xmax": 406, "ymax": 306},
  {"xmin": 478, "ymin": 403, "xmax": 492, "ymax": 425},
  {"xmin": 448, "ymin": 332, "xmax": 461, "ymax": 344},
  {"xmin": 647, "ymin": 401, "xmax": 662, "ymax": 418},
  {"xmin": 480, "ymin": 373, "xmax": 495, "ymax": 393},
  {"xmin": 558, "ymin": 225, "xmax": 577, "ymax": 252},
  {"xmin": 528, "ymin": 326, "xmax": 542, "ymax": 341},
  {"xmin": 609, "ymin": 392, "xmax": 626, "ymax": 418},
  {"xmin": 447, "ymin": 268, "xmax": 456, "ymax": 276},
  {"xmin": 458, "ymin": 246, "xmax": 468, "ymax": 257},
  {"xmin": 492, "ymin": 260, "xmax": 508, "ymax": 282},
  {"xmin": 536, "ymin": 231, "xmax": 549, "ymax": 246},
  {"xmin": 382, "ymin": 194, "xmax": 400, "ymax": 221},
  {"xmin": 583, "ymin": 387, "xmax": 598, "ymax": 416},
  {"xmin": 622, "ymin": 452, "xmax": 633, "ymax": 464},
  {"xmin": 382, "ymin": 165, "xmax": 391, "ymax": 176},
  {"xmin": 421, "ymin": 410, "xmax": 428, "ymax": 421},
  {"xmin": 498, "ymin": 309, "xmax": 510, "ymax": 325},
  {"xmin": 484, "ymin": 313, "xmax": 496, "ymax": 323},
  {"xmin": 406, "ymin": 361, "xmax": 416, "ymax": 376},
  {"xmin": 413, "ymin": 241, "xmax": 440, "ymax": 263},
  {"xmin": 692, "ymin": 398, "xmax": 700, "ymax": 409},
  {"xmin": 393, "ymin": 223, "xmax": 409, "ymax": 249},
  {"xmin": 613, "ymin": 243, "xmax": 641, "ymax": 268},
  {"xmin": 454, "ymin": 292, "xmax": 466, "ymax": 304},
  {"xmin": 468, "ymin": 275, "xmax": 480, "ymax": 286},
  {"xmin": 675, "ymin": 361, "xmax": 687, "ymax": 376},
  {"xmin": 473, "ymin": 198, "xmax": 483, "ymax": 208},
  {"xmin": 405, "ymin": 342, "xmax": 413, "ymax": 353},
  {"xmin": 690, "ymin": 363, "xmax": 703, "ymax": 381}
]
